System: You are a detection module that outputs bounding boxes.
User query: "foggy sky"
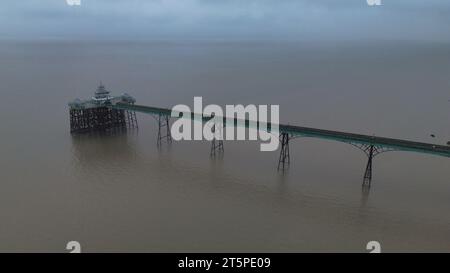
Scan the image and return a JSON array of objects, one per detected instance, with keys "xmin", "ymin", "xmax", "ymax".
[{"xmin": 1, "ymin": 0, "xmax": 450, "ymax": 41}]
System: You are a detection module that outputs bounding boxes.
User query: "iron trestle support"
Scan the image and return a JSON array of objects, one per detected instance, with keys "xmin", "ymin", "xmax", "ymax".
[
  {"xmin": 69, "ymin": 107, "xmax": 128, "ymax": 133},
  {"xmin": 157, "ymin": 114, "xmax": 172, "ymax": 146},
  {"xmin": 278, "ymin": 132, "xmax": 290, "ymax": 171},
  {"xmin": 362, "ymin": 145, "xmax": 374, "ymax": 187},
  {"xmin": 209, "ymin": 123, "xmax": 224, "ymax": 156},
  {"xmin": 210, "ymin": 138, "xmax": 224, "ymax": 156},
  {"xmin": 126, "ymin": 110, "xmax": 138, "ymax": 129}
]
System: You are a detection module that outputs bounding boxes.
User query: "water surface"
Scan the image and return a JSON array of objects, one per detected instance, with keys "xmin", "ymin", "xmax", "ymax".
[{"xmin": 0, "ymin": 40, "xmax": 449, "ymax": 252}]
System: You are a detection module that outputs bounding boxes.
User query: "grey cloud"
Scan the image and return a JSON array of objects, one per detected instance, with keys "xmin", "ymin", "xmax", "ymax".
[{"xmin": 0, "ymin": 0, "xmax": 449, "ymax": 41}]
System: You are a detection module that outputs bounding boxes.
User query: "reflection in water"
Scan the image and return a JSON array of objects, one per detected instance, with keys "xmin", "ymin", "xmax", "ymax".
[
  {"xmin": 276, "ymin": 168, "xmax": 290, "ymax": 197},
  {"xmin": 71, "ymin": 129, "xmax": 134, "ymax": 160},
  {"xmin": 209, "ymin": 151, "xmax": 224, "ymax": 170},
  {"xmin": 360, "ymin": 186, "xmax": 371, "ymax": 208},
  {"xmin": 70, "ymin": 129, "xmax": 139, "ymax": 179}
]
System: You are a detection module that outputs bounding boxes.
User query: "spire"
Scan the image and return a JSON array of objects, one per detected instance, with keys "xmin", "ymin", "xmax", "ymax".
[{"xmin": 94, "ymin": 81, "xmax": 110, "ymax": 99}]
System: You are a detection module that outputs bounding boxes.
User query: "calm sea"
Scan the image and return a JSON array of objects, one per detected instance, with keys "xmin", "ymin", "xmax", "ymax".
[{"xmin": 0, "ymin": 40, "xmax": 449, "ymax": 252}]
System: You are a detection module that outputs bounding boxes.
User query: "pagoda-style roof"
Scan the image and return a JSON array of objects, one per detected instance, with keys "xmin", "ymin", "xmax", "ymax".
[
  {"xmin": 94, "ymin": 83, "xmax": 110, "ymax": 99},
  {"xmin": 68, "ymin": 83, "xmax": 136, "ymax": 110}
]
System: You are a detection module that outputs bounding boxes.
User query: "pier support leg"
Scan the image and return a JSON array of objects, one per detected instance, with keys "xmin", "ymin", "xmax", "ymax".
[
  {"xmin": 132, "ymin": 111, "xmax": 138, "ymax": 128},
  {"xmin": 278, "ymin": 133, "xmax": 290, "ymax": 171},
  {"xmin": 157, "ymin": 114, "xmax": 172, "ymax": 147},
  {"xmin": 126, "ymin": 110, "xmax": 138, "ymax": 129},
  {"xmin": 70, "ymin": 107, "xmax": 129, "ymax": 134},
  {"xmin": 363, "ymin": 145, "xmax": 374, "ymax": 187},
  {"xmin": 211, "ymin": 138, "xmax": 224, "ymax": 156},
  {"xmin": 210, "ymin": 124, "xmax": 224, "ymax": 156}
]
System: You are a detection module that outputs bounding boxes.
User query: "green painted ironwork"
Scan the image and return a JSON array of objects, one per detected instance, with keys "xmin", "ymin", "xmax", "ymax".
[{"xmin": 111, "ymin": 102, "xmax": 450, "ymax": 158}]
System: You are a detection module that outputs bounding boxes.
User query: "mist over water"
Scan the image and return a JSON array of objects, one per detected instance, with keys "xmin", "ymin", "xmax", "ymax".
[{"xmin": 0, "ymin": 40, "xmax": 449, "ymax": 252}]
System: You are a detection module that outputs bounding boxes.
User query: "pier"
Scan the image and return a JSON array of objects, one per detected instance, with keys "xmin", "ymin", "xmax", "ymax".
[
  {"xmin": 69, "ymin": 85, "xmax": 450, "ymax": 188},
  {"xmin": 68, "ymin": 84, "xmax": 138, "ymax": 133}
]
